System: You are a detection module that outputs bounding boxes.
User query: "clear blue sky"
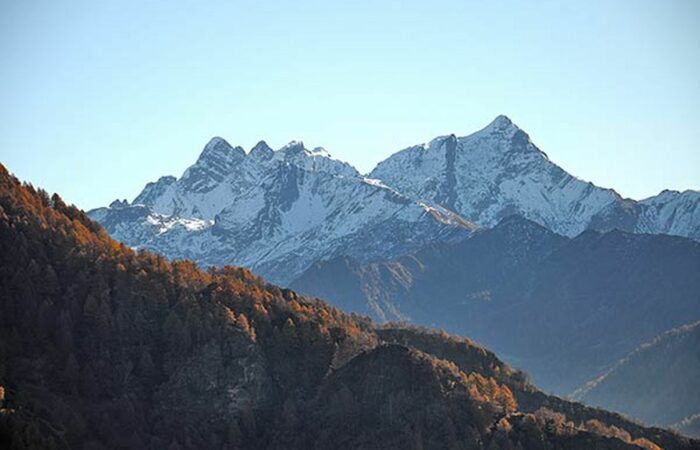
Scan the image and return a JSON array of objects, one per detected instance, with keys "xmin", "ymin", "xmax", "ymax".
[{"xmin": 1, "ymin": 0, "xmax": 698, "ymax": 210}]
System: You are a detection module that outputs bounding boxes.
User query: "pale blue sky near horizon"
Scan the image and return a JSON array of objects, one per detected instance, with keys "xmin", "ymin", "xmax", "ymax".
[{"xmin": 1, "ymin": 0, "xmax": 698, "ymax": 210}]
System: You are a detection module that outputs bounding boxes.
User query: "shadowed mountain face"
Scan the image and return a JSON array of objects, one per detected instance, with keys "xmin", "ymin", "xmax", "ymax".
[
  {"xmin": 1, "ymin": 164, "xmax": 696, "ymax": 449},
  {"xmin": 291, "ymin": 216, "xmax": 700, "ymax": 395},
  {"xmin": 574, "ymin": 322, "xmax": 700, "ymax": 432}
]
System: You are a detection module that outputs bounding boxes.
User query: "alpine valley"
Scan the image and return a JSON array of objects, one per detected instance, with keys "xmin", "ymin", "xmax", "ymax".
[{"xmin": 82, "ymin": 115, "xmax": 700, "ymax": 440}]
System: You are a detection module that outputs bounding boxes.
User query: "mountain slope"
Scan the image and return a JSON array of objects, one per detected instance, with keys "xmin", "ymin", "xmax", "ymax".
[
  {"xmin": 590, "ymin": 190, "xmax": 700, "ymax": 241},
  {"xmin": 89, "ymin": 139, "xmax": 473, "ymax": 285},
  {"xmin": 292, "ymin": 216, "xmax": 700, "ymax": 395},
  {"xmin": 574, "ymin": 321, "xmax": 700, "ymax": 429},
  {"xmin": 1, "ymin": 164, "xmax": 695, "ymax": 449},
  {"xmin": 370, "ymin": 116, "xmax": 700, "ymax": 240}
]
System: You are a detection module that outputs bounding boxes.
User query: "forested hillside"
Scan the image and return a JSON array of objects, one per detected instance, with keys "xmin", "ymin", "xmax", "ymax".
[{"xmin": 0, "ymin": 163, "xmax": 694, "ymax": 449}]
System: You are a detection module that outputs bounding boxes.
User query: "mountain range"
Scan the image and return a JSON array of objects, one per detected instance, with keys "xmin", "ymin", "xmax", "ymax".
[
  {"xmin": 84, "ymin": 115, "xmax": 700, "ymax": 435},
  {"xmin": 90, "ymin": 138, "xmax": 472, "ymax": 285},
  {"xmin": 1, "ymin": 162, "xmax": 696, "ymax": 449},
  {"xmin": 370, "ymin": 116, "xmax": 700, "ymax": 240},
  {"xmin": 88, "ymin": 116, "xmax": 700, "ymax": 287}
]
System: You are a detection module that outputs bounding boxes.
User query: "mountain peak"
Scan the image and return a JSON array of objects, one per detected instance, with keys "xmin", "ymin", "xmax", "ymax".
[
  {"xmin": 250, "ymin": 140, "xmax": 274, "ymax": 160},
  {"xmin": 203, "ymin": 135, "xmax": 231, "ymax": 151},
  {"xmin": 274, "ymin": 140, "xmax": 359, "ymax": 178},
  {"xmin": 279, "ymin": 141, "xmax": 335, "ymax": 159},
  {"xmin": 177, "ymin": 137, "xmax": 247, "ymax": 194},
  {"xmin": 492, "ymin": 114, "xmax": 513, "ymax": 126},
  {"xmin": 252, "ymin": 140, "xmax": 271, "ymax": 151},
  {"xmin": 197, "ymin": 137, "xmax": 245, "ymax": 164},
  {"xmin": 310, "ymin": 146, "xmax": 331, "ymax": 158},
  {"xmin": 475, "ymin": 114, "xmax": 549, "ymax": 160},
  {"xmin": 281, "ymin": 140, "xmax": 305, "ymax": 152},
  {"xmin": 482, "ymin": 114, "xmax": 519, "ymax": 136},
  {"xmin": 109, "ymin": 199, "xmax": 129, "ymax": 209}
]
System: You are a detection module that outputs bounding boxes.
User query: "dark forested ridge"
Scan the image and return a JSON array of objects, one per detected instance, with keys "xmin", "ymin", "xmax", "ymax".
[
  {"xmin": 292, "ymin": 215, "xmax": 700, "ymax": 395},
  {"xmin": 0, "ymin": 163, "xmax": 695, "ymax": 449}
]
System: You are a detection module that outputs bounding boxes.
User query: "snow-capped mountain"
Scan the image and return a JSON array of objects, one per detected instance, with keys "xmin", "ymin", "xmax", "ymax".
[
  {"xmin": 369, "ymin": 115, "xmax": 624, "ymax": 237},
  {"xmin": 89, "ymin": 138, "xmax": 473, "ymax": 285},
  {"xmin": 90, "ymin": 115, "xmax": 700, "ymax": 286},
  {"xmin": 131, "ymin": 138, "xmax": 358, "ymax": 220},
  {"xmin": 369, "ymin": 116, "xmax": 700, "ymax": 239},
  {"xmin": 589, "ymin": 189, "xmax": 700, "ymax": 241}
]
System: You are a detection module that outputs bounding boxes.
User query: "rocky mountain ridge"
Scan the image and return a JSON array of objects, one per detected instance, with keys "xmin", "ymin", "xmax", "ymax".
[
  {"xmin": 89, "ymin": 138, "xmax": 473, "ymax": 285},
  {"xmin": 89, "ymin": 116, "xmax": 699, "ymax": 289},
  {"xmin": 370, "ymin": 115, "xmax": 699, "ymax": 240}
]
